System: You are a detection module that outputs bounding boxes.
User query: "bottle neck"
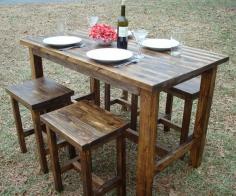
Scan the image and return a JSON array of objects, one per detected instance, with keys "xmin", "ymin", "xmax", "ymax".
[{"xmin": 121, "ymin": 5, "xmax": 125, "ymax": 17}]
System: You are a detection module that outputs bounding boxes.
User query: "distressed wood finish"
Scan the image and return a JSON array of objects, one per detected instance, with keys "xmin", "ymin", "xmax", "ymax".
[
  {"xmin": 20, "ymin": 32, "xmax": 228, "ymax": 94},
  {"xmin": 6, "ymin": 77, "xmax": 74, "ymax": 173},
  {"xmin": 190, "ymin": 68, "xmax": 217, "ymax": 167},
  {"xmin": 10, "ymin": 97, "xmax": 27, "ymax": 153},
  {"xmin": 29, "ymin": 48, "xmax": 43, "ymax": 79},
  {"xmin": 31, "ymin": 110, "xmax": 49, "ymax": 173},
  {"xmin": 90, "ymin": 78, "xmax": 100, "ymax": 106},
  {"xmin": 42, "ymin": 101, "xmax": 128, "ymax": 195},
  {"xmin": 116, "ymin": 134, "xmax": 126, "ymax": 196},
  {"xmin": 104, "ymin": 83, "xmax": 111, "ymax": 111},
  {"xmin": 46, "ymin": 127, "xmax": 63, "ymax": 191},
  {"xmin": 136, "ymin": 90, "xmax": 159, "ymax": 196},
  {"xmin": 164, "ymin": 94, "xmax": 173, "ymax": 132},
  {"xmin": 5, "ymin": 77, "xmax": 74, "ymax": 110},
  {"xmin": 20, "ymin": 31, "xmax": 229, "ymax": 195},
  {"xmin": 41, "ymin": 101, "xmax": 129, "ymax": 151}
]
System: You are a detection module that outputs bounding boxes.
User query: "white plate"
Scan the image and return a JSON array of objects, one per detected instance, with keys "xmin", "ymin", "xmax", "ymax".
[
  {"xmin": 86, "ymin": 48, "xmax": 133, "ymax": 63},
  {"xmin": 43, "ymin": 36, "xmax": 82, "ymax": 47},
  {"xmin": 142, "ymin": 39, "xmax": 179, "ymax": 51}
]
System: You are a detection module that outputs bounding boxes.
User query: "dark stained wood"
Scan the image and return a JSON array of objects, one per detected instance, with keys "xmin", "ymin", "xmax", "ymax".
[
  {"xmin": 23, "ymin": 127, "xmax": 35, "ymax": 137},
  {"xmin": 80, "ymin": 149, "xmax": 93, "ymax": 196},
  {"xmin": 20, "ymin": 30, "xmax": 229, "ymax": 195},
  {"xmin": 121, "ymin": 90, "xmax": 128, "ymax": 111},
  {"xmin": 20, "ymin": 32, "xmax": 229, "ymax": 94},
  {"xmin": 6, "ymin": 77, "xmax": 74, "ymax": 174},
  {"xmin": 45, "ymin": 140, "xmax": 68, "ymax": 155},
  {"xmin": 155, "ymin": 135, "xmax": 197, "ymax": 173},
  {"xmin": 110, "ymin": 98, "xmax": 132, "ymax": 110},
  {"xmin": 10, "ymin": 97, "xmax": 27, "ymax": 153},
  {"xmin": 96, "ymin": 177, "xmax": 122, "ymax": 196},
  {"xmin": 164, "ymin": 77, "xmax": 200, "ymax": 99},
  {"xmin": 41, "ymin": 101, "xmax": 129, "ymax": 151},
  {"xmin": 164, "ymin": 94, "xmax": 173, "ymax": 132},
  {"xmin": 180, "ymin": 98, "xmax": 193, "ymax": 145},
  {"xmin": 190, "ymin": 67, "xmax": 217, "ymax": 167},
  {"xmin": 130, "ymin": 94, "xmax": 138, "ymax": 131},
  {"xmin": 116, "ymin": 134, "xmax": 126, "ymax": 196},
  {"xmin": 72, "ymin": 93, "xmax": 95, "ymax": 102},
  {"xmin": 46, "ymin": 127, "xmax": 63, "ymax": 192},
  {"xmin": 72, "ymin": 160, "xmax": 105, "ymax": 190},
  {"xmin": 136, "ymin": 89, "xmax": 159, "ymax": 196},
  {"xmin": 5, "ymin": 77, "xmax": 74, "ymax": 111},
  {"xmin": 125, "ymin": 128, "xmax": 169, "ymax": 158},
  {"xmin": 43, "ymin": 100, "xmax": 127, "ymax": 195},
  {"xmin": 90, "ymin": 78, "xmax": 100, "ymax": 106},
  {"xmin": 159, "ymin": 118, "xmax": 182, "ymax": 132},
  {"xmin": 104, "ymin": 83, "xmax": 111, "ymax": 111},
  {"xmin": 29, "ymin": 48, "xmax": 43, "ymax": 79},
  {"xmin": 31, "ymin": 110, "xmax": 48, "ymax": 173}
]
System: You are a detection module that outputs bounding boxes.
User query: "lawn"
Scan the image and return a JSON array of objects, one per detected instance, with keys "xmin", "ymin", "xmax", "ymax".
[{"xmin": 0, "ymin": 0, "xmax": 235, "ymax": 195}]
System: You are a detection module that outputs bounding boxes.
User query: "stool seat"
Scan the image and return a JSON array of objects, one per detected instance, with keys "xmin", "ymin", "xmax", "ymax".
[
  {"xmin": 41, "ymin": 100, "xmax": 128, "ymax": 150},
  {"xmin": 6, "ymin": 77, "xmax": 74, "ymax": 110},
  {"xmin": 165, "ymin": 77, "xmax": 200, "ymax": 99}
]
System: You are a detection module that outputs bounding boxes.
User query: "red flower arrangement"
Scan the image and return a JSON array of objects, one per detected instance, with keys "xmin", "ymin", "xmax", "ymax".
[{"xmin": 89, "ymin": 24, "xmax": 117, "ymax": 44}]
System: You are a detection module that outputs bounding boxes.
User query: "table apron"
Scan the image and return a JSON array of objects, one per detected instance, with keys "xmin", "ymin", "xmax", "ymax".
[{"xmin": 32, "ymin": 49, "xmax": 140, "ymax": 95}]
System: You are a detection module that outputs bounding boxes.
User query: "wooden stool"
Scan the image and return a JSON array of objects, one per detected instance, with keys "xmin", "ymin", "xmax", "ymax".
[
  {"xmin": 41, "ymin": 100, "xmax": 128, "ymax": 195},
  {"xmin": 6, "ymin": 77, "xmax": 74, "ymax": 173},
  {"xmin": 104, "ymin": 77, "xmax": 200, "ymax": 145}
]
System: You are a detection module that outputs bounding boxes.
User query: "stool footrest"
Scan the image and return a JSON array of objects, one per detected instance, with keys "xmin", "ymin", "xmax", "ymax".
[
  {"xmin": 72, "ymin": 93, "xmax": 95, "ymax": 102},
  {"xmin": 125, "ymin": 128, "xmax": 169, "ymax": 157},
  {"xmin": 155, "ymin": 135, "xmax": 196, "ymax": 173},
  {"xmin": 95, "ymin": 176, "xmax": 121, "ymax": 195},
  {"xmin": 110, "ymin": 98, "xmax": 132, "ymax": 110},
  {"xmin": 159, "ymin": 118, "xmax": 182, "ymax": 132},
  {"xmin": 23, "ymin": 128, "xmax": 35, "ymax": 137}
]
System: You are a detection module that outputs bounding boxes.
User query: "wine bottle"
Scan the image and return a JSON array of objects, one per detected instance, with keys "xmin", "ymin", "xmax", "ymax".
[{"xmin": 117, "ymin": 2, "xmax": 128, "ymax": 49}]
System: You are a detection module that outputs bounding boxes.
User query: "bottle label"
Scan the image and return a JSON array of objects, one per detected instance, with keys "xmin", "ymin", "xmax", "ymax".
[{"xmin": 118, "ymin": 27, "xmax": 128, "ymax": 37}]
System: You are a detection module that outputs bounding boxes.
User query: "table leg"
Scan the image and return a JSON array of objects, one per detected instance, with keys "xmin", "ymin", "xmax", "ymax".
[
  {"xmin": 190, "ymin": 67, "xmax": 217, "ymax": 167},
  {"xmin": 90, "ymin": 78, "xmax": 100, "ymax": 106},
  {"xmin": 29, "ymin": 48, "xmax": 43, "ymax": 79},
  {"xmin": 136, "ymin": 89, "xmax": 159, "ymax": 196}
]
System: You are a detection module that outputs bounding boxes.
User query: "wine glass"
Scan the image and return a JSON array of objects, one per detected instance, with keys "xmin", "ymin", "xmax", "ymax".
[
  {"xmin": 132, "ymin": 29, "xmax": 148, "ymax": 59},
  {"xmin": 170, "ymin": 28, "xmax": 184, "ymax": 57},
  {"xmin": 87, "ymin": 16, "xmax": 99, "ymax": 28},
  {"xmin": 56, "ymin": 19, "xmax": 67, "ymax": 35}
]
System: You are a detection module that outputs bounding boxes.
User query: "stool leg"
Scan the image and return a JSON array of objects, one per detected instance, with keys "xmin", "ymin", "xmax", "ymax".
[
  {"xmin": 121, "ymin": 90, "xmax": 128, "ymax": 111},
  {"xmin": 117, "ymin": 135, "xmax": 126, "ymax": 196},
  {"xmin": 31, "ymin": 110, "xmax": 48, "ymax": 173},
  {"xmin": 68, "ymin": 144, "xmax": 76, "ymax": 159},
  {"xmin": 46, "ymin": 126, "xmax": 63, "ymax": 192},
  {"xmin": 10, "ymin": 97, "xmax": 27, "ymax": 153},
  {"xmin": 130, "ymin": 94, "xmax": 138, "ymax": 131},
  {"xmin": 164, "ymin": 93, "xmax": 173, "ymax": 132},
  {"xmin": 80, "ymin": 149, "xmax": 93, "ymax": 196},
  {"xmin": 180, "ymin": 98, "xmax": 193, "ymax": 144},
  {"xmin": 104, "ymin": 83, "xmax": 111, "ymax": 111}
]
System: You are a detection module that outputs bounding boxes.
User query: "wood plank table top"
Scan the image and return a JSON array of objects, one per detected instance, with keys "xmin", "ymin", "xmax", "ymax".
[{"xmin": 20, "ymin": 31, "xmax": 229, "ymax": 94}]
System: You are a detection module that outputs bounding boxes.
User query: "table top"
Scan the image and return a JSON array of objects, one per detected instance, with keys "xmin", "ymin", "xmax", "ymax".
[{"xmin": 20, "ymin": 31, "xmax": 229, "ymax": 93}]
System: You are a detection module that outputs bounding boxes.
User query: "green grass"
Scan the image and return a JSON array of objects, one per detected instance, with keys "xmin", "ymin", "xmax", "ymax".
[{"xmin": 0, "ymin": 0, "xmax": 235, "ymax": 195}]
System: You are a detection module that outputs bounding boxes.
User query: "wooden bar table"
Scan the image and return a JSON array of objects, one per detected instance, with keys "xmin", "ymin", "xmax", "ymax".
[{"xmin": 20, "ymin": 31, "xmax": 229, "ymax": 195}]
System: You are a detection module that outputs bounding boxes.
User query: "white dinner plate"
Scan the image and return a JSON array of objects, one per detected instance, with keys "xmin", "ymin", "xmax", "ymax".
[
  {"xmin": 142, "ymin": 39, "xmax": 180, "ymax": 51},
  {"xmin": 43, "ymin": 36, "xmax": 82, "ymax": 47},
  {"xmin": 86, "ymin": 48, "xmax": 133, "ymax": 63}
]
